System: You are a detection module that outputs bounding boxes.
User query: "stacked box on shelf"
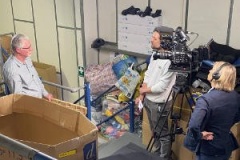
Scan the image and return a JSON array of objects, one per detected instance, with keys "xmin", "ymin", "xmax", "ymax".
[
  {"xmin": 33, "ymin": 61, "xmax": 59, "ymax": 99},
  {"xmin": 0, "ymin": 35, "xmax": 12, "ymax": 94},
  {"xmin": 118, "ymin": 14, "xmax": 162, "ymax": 55},
  {"xmin": 0, "ymin": 35, "xmax": 12, "ymax": 62}
]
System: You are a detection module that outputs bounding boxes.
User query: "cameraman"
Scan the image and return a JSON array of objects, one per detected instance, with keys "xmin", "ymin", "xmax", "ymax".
[{"xmin": 135, "ymin": 26, "xmax": 176, "ymax": 159}]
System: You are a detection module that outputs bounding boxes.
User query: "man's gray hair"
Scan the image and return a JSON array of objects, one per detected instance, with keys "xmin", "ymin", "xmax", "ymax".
[{"xmin": 11, "ymin": 34, "xmax": 29, "ymax": 52}]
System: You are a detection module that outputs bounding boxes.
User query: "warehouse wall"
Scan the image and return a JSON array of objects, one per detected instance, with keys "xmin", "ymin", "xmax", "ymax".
[
  {"xmin": 0, "ymin": 0, "xmax": 240, "ymax": 102},
  {"xmin": 86, "ymin": 0, "xmax": 240, "ymax": 64},
  {"xmin": 230, "ymin": 0, "xmax": 240, "ymax": 47}
]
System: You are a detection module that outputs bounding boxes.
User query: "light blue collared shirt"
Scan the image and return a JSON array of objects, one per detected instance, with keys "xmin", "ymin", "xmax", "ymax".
[{"xmin": 3, "ymin": 55, "xmax": 48, "ymax": 98}]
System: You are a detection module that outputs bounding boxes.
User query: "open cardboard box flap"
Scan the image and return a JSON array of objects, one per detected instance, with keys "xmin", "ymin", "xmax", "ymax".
[{"xmin": 0, "ymin": 94, "xmax": 98, "ymax": 160}]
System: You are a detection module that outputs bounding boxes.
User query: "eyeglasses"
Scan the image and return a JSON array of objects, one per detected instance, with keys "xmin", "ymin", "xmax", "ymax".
[{"xmin": 21, "ymin": 45, "xmax": 32, "ymax": 50}]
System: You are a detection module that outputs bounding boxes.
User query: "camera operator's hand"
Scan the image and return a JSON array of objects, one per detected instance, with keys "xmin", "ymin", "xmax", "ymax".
[{"xmin": 139, "ymin": 83, "xmax": 151, "ymax": 95}]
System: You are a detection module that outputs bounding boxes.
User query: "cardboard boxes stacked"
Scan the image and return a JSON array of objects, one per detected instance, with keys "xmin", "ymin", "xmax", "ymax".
[
  {"xmin": 0, "ymin": 35, "xmax": 12, "ymax": 94},
  {"xmin": 0, "ymin": 94, "xmax": 98, "ymax": 160},
  {"xmin": 0, "ymin": 35, "xmax": 12, "ymax": 61},
  {"xmin": 118, "ymin": 14, "xmax": 162, "ymax": 55},
  {"xmin": 142, "ymin": 108, "xmax": 151, "ymax": 146},
  {"xmin": 33, "ymin": 61, "xmax": 59, "ymax": 99}
]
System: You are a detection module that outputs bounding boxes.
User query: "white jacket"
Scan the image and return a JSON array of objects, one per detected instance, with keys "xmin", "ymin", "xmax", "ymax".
[{"xmin": 144, "ymin": 54, "xmax": 176, "ymax": 103}]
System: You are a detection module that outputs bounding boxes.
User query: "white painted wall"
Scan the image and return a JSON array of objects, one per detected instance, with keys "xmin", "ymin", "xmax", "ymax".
[
  {"xmin": 188, "ymin": 0, "xmax": 231, "ymax": 48},
  {"xmin": 229, "ymin": 0, "xmax": 240, "ymax": 48},
  {"xmin": 92, "ymin": 0, "xmax": 240, "ymax": 63},
  {"xmin": 0, "ymin": 0, "xmax": 14, "ymax": 33},
  {"xmin": 82, "ymin": 0, "xmax": 98, "ymax": 65},
  {"xmin": 151, "ymin": 0, "xmax": 186, "ymax": 28},
  {"xmin": 33, "ymin": 0, "xmax": 59, "ymax": 68}
]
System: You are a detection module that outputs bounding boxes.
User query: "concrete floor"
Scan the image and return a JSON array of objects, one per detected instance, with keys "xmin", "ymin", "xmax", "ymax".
[{"xmin": 98, "ymin": 132, "xmax": 145, "ymax": 159}]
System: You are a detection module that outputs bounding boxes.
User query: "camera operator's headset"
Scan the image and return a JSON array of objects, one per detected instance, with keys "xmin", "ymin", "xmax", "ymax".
[{"xmin": 212, "ymin": 62, "xmax": 230, "ymax": 80}]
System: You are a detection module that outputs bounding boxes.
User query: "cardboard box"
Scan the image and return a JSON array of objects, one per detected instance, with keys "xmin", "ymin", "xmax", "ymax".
[
  {"xmin": 142, "ymin": 108, "xmax": 151, "ymax": 146},
  {"xmin": 230, "ymin": 123, "xmax": 240, "ymax": 160},
  {"xmin": 173, "ymin": 93, "xmax": 194, "ymax": 110},
  {"xmin": 173, "ymin": 87, "xmax": 202, "ymax": 111},
  {"xmin": 171, "ymin": 120, "xmax": 195, "ymax": 160},
  {"xmin": 33, "ymin": 61, "xmax": 59, "ymax": 99},
  {"xmin": 51, "ymin": 98, "xmax": 87, "ymax": 116},
  {"xmin": 0, "ymin": 94, "xmax": 98, "ymax": 160},
  {"xmin": 0, "ymin": 35, "xmax": 11, "ymax": 92},
  {"xmin": 0, "ymin": 35, "xmax": 12, "ymax": 62},
  {"xmin": 172, "ymin": 106, "xmax": 192, "ymax": 122}
]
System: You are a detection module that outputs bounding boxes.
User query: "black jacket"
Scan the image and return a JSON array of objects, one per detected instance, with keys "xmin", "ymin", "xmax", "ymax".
[{"xmin": 185, "ymin": 89, "xmax": 240, "ymax": 155}]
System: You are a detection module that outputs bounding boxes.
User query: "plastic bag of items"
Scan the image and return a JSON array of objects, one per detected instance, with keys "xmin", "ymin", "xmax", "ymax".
[
  {"xmin": 85, "ymin": 62, "xmax": 117, "ymax": 95},
  {"xmin": 115, "ymin": 64, "xmax": 140, "ymax": 99}
]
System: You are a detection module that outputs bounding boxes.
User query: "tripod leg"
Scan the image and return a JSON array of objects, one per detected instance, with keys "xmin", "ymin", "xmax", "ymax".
[
  {"xmin": 184, "ymin": 87, "xmax": 195, "ymax": 112},
  {"xmin": 182, "ymin": 88, "xmax": 195, "ymax": 127},
  {"xmin": 168, "ymin": 119, "xmax": 177, "ymax": 159}
]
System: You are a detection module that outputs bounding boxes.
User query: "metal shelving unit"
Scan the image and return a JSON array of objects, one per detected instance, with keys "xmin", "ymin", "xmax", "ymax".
[{"xmin": 0, "ymin": 134, "xmax": 57, "ymax": 160}]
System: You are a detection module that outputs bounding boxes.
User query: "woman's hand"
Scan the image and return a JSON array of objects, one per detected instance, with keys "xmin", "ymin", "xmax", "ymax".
[{"xmin": 201, "ymin": 131, "xmax": 214, "ymax": 140}]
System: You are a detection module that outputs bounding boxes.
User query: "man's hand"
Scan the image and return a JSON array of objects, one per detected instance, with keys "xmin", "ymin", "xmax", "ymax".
[
  {"xmin": 139, "ymin": 84, "xmax": 151, "ymax": 95},
  {"xmin": 44, "ymin": 93, "xmax": 53, "ymax": 101}
]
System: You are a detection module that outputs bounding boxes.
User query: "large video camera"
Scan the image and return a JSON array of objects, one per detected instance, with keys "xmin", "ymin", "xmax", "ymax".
[
  {"xmin": 160, "ymin": 26, "xmax": 189, "ymax": 51},
  {"xmin": 153, "ymin": 26, "xmax": 207, "ymax": 72}
]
